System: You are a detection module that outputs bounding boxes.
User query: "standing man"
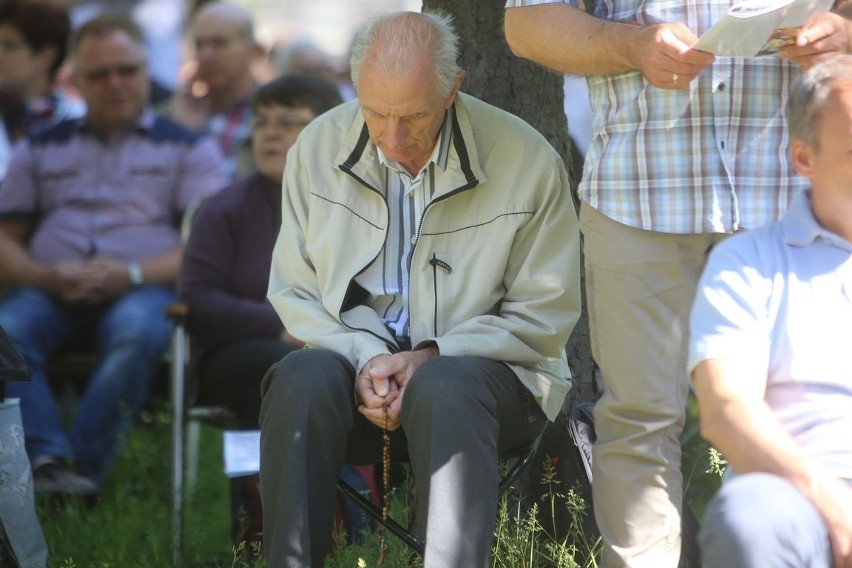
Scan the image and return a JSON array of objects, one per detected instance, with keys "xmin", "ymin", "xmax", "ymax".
[
  {"xmin": 167, "ymin": 1, "xmax": 263, "ymax": 181},
  {"xmin": 690, "ymin": 54, "xmax": 852, "ymax": 568},
  {"xmin": 504, "ymin": 1, "xmax": 852, "ymax": 566},
  {"xmin": 260, "ymin": 10, "xmax": 581, "ymax": 568},
  {"xmin": 0, "ymin": 15, "xmax": 224, "ymax": 497}
]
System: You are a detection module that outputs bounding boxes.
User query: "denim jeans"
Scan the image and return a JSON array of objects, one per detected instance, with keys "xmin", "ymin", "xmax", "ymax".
[
  {"xmin": 1, "ymin": 286, "xmax": 173, "ymax": 486},
  {"xmin": 701, "ymin": 473, "xmax": 836, "ymax": 568}
]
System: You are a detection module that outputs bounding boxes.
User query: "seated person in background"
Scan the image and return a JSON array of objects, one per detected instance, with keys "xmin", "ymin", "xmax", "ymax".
[
  {"xmin": 259, "ymin": 10, "xmax": 581, "ymax": 568},
  {"xmin": 0, "ymin": 0, "xmax": 83, "ymax": 180},
  {"xmin": 166, "ymin": 1, "xmax": 263, "ymax": 181},
  {"xmin": 178, "ymin": 73, "xmax": 345, "ymax": 550},
  {"xmin": 689, "ymin": 54, "xmax": 852, "ymax": 568},
  {"xmin": 0, "ymin": 15, "xmax": 224, "ymax": 498},
  {"xmin": 61, "ymin": 0, "xmax": 186, "ymax": 96}
]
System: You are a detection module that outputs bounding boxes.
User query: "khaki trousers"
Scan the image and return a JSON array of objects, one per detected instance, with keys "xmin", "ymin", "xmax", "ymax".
[{"xmin": 580, "ymin": 204, "xmax": 727, "ymax": 568}]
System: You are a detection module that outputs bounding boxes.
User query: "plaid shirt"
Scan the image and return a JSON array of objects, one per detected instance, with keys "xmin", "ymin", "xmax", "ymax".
[{"xmin": 506, "ymin": 0, "xmax": 808, "ymax": 234}]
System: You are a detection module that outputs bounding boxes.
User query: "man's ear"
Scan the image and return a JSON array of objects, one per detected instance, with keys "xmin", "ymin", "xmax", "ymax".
[
  {"xmin": 445, "ymin": 70, "xmax": 465, "ymax": 108},
  {"xmin": 790, "ymin": 139, "xmax": 815, "ymax": 179}
]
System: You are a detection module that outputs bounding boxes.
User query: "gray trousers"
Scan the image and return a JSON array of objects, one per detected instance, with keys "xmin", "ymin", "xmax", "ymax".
[
  {"xmin": 701, "ymin": 472, "xmax": 836, "ymax": 568},
  {"xmin": 258, "ymin": 348, "xmax": 546, "ymax": 568}
]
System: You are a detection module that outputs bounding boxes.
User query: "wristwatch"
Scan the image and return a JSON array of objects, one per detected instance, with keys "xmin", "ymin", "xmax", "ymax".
[{"xmin": 127, "ymin": 262, "xmax": 144, "ymax": 286}]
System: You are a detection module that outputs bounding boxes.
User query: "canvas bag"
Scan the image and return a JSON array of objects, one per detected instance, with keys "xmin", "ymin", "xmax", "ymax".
[
  {"xmin": 0, "ymin": 325, "xmax": 46, "ymax": 568},
  {"xmin": 0, "ymin": 398, "xmax": 47, "ymax": 568}
]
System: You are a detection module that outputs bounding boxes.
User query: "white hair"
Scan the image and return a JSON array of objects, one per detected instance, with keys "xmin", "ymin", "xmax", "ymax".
[{"xmin": 349, "ymin": 10, "xmax": 461, "ymax": 99}]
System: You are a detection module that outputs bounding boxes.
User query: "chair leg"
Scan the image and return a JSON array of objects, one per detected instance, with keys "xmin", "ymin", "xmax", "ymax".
[
  {"xmin": 169, "ymin": 313, "xmax": 187, "ymax": 568},
  {"xmin": 336, "ymin": 479, "xmax": 425, "ymax": 556},
  {"xmin": 499, "ymin": 429, "xmax": 545, "ymax": 494},
  {"xmin": 186, "ymin": 420, "xmax": 201, "ymax": 498},
  {"xmin": 334, "ymin": 427, "xmax": 546, "ymax": 560}
]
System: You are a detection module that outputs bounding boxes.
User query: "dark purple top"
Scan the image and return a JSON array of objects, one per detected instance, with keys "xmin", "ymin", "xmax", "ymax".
[{"xmin": 178, "ymin": 171, "xmax": 285, "ymax": 394}]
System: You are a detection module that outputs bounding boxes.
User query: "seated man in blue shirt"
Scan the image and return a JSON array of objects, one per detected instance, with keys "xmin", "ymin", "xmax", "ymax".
[
  {"xmin": 0, "ymin": 15, "xmax": 224, "ymax": 498},
  {"xmin": 689, "ymin": 54, "xmax": 852, "ymax": 568}
]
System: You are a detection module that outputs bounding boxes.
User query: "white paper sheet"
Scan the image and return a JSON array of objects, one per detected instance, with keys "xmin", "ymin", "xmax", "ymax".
[{"xmin": 223, "ymin": 430, "xmax": 260, "ymax": 477}]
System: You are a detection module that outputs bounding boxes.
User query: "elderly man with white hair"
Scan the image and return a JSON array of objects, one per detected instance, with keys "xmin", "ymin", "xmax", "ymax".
[{"xmin": 259, "ymin": 9, "xmax": 581, "ymax": 568}]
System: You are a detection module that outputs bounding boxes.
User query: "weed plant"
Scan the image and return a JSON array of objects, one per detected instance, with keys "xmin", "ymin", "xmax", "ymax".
[{"xmin": 318, "ymin": 455, "xmax": 602, "ymax": 568}]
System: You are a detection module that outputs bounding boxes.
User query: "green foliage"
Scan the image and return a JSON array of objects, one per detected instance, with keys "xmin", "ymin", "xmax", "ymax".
[
  {"xmin": 682, "ymin": 394, "xmax": 724, "ymax": 518},
  {"xmin": 320, "ymin": 456, "xmax": 602, "ymax": 568},
  {"xmin": 706, "ymin": 448, "xmax": 728, "ymax": 479},
  {"xmin": 38, "ymin": 406, "xmax": 233, "ymax": 567},
  {"xmin": 39, "ymin": 399, "xmax": 721, "ymax": 567}
]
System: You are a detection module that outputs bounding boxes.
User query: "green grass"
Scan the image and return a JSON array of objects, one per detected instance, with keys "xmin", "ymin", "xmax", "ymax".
[
  {"xmin": 37, "ymin": 406, "xmax": 234, "ymax": 567},
  {"xmin": 36, "ymin": 398, "xmax": 720, "ymax": 568}
]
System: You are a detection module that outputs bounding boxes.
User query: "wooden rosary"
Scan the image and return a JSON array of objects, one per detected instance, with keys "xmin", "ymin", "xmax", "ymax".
[{"xmin": 378, "ymin": 395, "xmax": 390, "ymax": 565}]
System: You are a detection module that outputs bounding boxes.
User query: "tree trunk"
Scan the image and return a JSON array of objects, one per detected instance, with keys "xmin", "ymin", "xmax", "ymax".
[{"xmin": 423, "ymin": 0, "xmax": 599, "ymax": 545}]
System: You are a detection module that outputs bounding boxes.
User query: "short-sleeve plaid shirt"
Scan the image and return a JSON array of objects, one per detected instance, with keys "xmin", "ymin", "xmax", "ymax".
[{"xmin": 506, "ymin": 0, "xmax": 809, "ymax": 234}]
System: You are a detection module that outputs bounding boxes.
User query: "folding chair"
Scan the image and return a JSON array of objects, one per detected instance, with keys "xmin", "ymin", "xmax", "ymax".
[
  {"xmin": 167, "ymin": 305, "xmax": 377, "ymax": 565},
  {"xmin": 169, "ymin": 198, "xmax": 239, "ymax": 567},
  {"xmin": 336, "ymin": 424, "xmax": 547, "ymax": 557},
  {"xmin": 168, "ymin": 304, "xmax": 241, "ymax": 567}
]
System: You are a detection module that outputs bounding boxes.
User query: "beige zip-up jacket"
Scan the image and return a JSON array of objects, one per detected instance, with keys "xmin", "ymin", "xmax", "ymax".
[{"xmin": 268, "ymin": 93, "xmax": 580, "ymax": 420}]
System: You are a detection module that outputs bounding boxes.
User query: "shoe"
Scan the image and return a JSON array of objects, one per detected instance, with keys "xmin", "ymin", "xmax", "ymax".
[{"xmin": 32, "ymin": 457, "xmax": 98, "ymax": 497}]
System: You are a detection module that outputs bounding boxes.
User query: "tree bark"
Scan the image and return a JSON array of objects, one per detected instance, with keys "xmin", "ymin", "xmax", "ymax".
[{"xmin": 422, "ymin": 0, "xmax": 599, "ymax": 545}]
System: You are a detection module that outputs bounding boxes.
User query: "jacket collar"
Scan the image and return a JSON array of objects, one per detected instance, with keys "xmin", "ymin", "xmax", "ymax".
[{"xmin": 336, "ymin": 92, "xmax": 486, "ymax": 198}]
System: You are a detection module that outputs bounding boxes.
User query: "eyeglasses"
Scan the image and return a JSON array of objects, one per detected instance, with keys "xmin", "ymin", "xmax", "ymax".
[
  {"xmin": 251, "ymin": 116, "xmax": 312, "ymax": 132},
  {"xmin": 78, "ymin": 63, "xmax": 144, "ymax": 83}
]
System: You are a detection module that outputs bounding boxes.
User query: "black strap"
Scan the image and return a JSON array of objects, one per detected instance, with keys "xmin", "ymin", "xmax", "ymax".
[{"xmin": 0, "ymin": 325, "xmax": 31, "ymax": 382}]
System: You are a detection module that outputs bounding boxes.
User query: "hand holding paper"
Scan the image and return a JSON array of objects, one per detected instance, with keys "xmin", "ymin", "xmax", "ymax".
[
  {"xmin": 778, "ymin": 11, "xmax": 852, "ymax": 69},
  {"xmin": 628, "ymin": 22, "xmax": 715, "ymax": 89},
  {"xmin": 695, "ymin": 0, "xmax": 835, "ymax": 57}
]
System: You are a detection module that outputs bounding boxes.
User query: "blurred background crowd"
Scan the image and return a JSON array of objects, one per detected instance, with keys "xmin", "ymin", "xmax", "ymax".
[{"xmin": 0, "ymin": 0, "xmax": 421, "ymax": 180}]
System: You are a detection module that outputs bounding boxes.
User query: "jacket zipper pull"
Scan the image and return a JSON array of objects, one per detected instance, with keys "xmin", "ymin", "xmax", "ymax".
[{"xmin": 428, "ymin": 256, "xmax": 452, "ymax": 273}]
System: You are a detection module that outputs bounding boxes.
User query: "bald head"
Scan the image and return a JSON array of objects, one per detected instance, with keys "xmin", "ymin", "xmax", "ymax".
[
  {"xmin": 349, "ymin": 10, "xmax": 461, "ymax": 99},
  {"xmin": 191, "ymin": 1, "xmax": 259, "ymax": 99},
  {"xmin": 193, "ymin": 1, "xmax": 254, "ymax": 41}
]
